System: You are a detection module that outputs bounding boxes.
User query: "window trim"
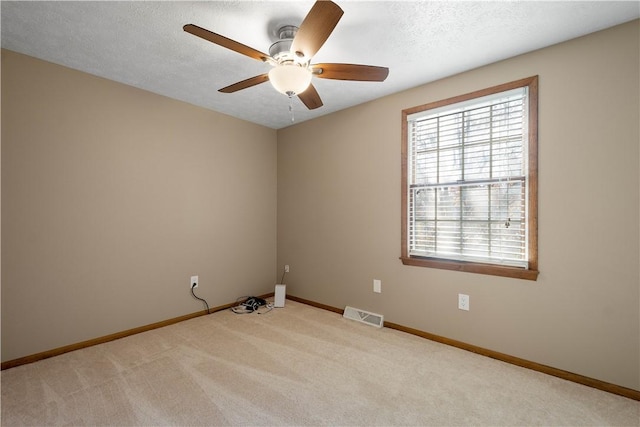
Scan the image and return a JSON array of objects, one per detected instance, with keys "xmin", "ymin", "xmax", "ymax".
[{"xmin": 400, "ymin": 76, "xmax": 539, "ymax": 281}]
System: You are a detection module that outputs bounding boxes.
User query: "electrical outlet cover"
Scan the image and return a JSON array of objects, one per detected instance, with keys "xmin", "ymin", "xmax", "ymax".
[
  {"xmin": 458, "ymin": 293, "xmax": 469, "ymax": 311},
  {"xmin": 373, "ymin": 279, "xmax": 382, "ymax": 293},
  {"xmin": 190, "ymin": 275, "xmax": 198, "ymax": 288}
]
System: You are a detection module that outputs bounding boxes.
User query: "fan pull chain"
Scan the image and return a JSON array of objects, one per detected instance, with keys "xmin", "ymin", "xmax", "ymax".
[{"xmin": 288, "ymin": 96, "xmax": 295, "ymax": 122}]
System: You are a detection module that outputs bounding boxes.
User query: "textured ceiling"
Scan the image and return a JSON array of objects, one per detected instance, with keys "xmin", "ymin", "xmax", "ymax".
[{"xmin": 2, "ymin": 1, "xmax": 638, "ymax": 129}]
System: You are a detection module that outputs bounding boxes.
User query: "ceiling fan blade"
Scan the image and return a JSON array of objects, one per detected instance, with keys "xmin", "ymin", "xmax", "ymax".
[
  {"xmin": 219, "ymin": 74, "xmax": 270, "ymax": 93},
  {"xmin": 312, "ymin": 63, "xmax": 389, "ymax": 82},
  {"xmin": 298, "ymin": 84, "xmax": 323, "ymax": 110},
  {"xmin": 291, "ymin": 1, "xmax": 343, "ymax": 60},
  {"xmin": 184, "ymin": 24, "xmax": 270, "ymax": 62}
]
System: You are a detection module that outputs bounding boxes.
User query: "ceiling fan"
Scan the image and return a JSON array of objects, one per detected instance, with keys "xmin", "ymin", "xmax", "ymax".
[{"xmin": 183, "ymin": 0, "xmax": 389, "ymax": 110}]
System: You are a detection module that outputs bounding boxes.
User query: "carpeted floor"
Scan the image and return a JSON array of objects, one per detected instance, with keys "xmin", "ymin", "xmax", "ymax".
[{"xmin": 2, "ymin": 299, "xmax": 639, "ymax": 426}]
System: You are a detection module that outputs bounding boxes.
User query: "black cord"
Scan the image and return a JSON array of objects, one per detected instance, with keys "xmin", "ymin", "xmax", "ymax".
[
  {"xmin": 191, "ymin": 286, "xmax": 210, "ymax": 314},
  {"xmin": 231, "ymin": 296, "xmax": 273, "ymax": 314},
  {"xmin": 280, "ymin": 268, "xmax": 286, "ymax": 284}
]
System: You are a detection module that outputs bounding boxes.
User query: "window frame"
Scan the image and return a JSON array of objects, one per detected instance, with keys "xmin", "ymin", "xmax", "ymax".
[{"xmin": 401, "ymin": 76, "xmax": 539, "ymax": 281}]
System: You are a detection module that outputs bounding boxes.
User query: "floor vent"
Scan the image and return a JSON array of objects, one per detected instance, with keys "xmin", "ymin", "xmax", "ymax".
[{"xmin": 343, "ymin": 306, "xmax": 384, "ymax": 328}]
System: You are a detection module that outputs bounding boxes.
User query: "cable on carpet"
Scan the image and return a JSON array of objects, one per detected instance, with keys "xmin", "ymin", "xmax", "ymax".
[{"xmin": 231, "ymin": 296, "xmax": 273, "ymax": 314}]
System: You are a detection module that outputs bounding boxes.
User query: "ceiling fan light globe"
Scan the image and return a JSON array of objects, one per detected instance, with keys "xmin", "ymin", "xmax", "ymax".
[{"xmin": 269, "ymin": 64, "xmax": 312, "ymax": 96}]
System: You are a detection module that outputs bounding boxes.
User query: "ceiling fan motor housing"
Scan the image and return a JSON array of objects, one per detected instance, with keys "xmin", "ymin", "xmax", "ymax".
[{"xmin": 269, "ymin": 25, "xmax": 306, "ymax": 65}]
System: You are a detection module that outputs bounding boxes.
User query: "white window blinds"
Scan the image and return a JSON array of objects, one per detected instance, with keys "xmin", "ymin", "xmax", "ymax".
[{"xmin": 406, "ymin": 87, "xmax": 529, "ymax": 268}]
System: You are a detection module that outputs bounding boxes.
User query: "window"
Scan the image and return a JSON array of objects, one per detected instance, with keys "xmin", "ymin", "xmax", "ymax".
[{"xmin": 401, "ymin": 76, "xmax": 538, "ymax": 280}]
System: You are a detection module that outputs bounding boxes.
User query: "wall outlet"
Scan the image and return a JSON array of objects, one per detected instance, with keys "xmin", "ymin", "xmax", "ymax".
[
  {"xmin": 458, "ymin": 293, "xmax": 469, "ymax": 311},
  {"xmin": 373, "ymin": 279, "xmax": 381, "ymax": 293},
  {"xmin": 284, "ymin": 265, "xmax": 290, "ymax": 273},
  {"xmin": 190, "ymin": 275, "xmax": 198, "ymax": 289}
]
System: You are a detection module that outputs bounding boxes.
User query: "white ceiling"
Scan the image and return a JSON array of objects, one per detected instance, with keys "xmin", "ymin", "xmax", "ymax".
[{"xmin": 2, "ymin": 1, "xmax": 638, "ymax": 129}]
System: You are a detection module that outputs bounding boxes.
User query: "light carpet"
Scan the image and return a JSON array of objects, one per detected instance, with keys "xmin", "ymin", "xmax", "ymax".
[{"xmin": 1, "ymin": 300, "xmax": 639, "ymax": 426}]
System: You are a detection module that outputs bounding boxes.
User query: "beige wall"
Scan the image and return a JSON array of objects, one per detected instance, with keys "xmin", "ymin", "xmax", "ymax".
[
  {"xmin": 277, "ymin": 20, "xmax": 640, "ymax": 390},
  {"xmin": 2, "ymin": 20, "xmax": 639, "ymax": 392},
  {"xmin": 1, "ymin": 50, "xmax": 278, "ymax": 362}
]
